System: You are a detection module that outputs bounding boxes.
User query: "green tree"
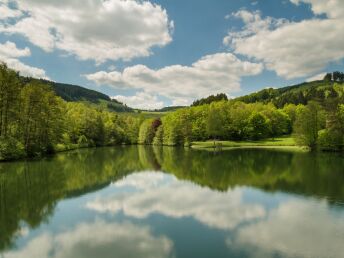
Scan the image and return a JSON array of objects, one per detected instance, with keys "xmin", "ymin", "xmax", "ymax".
[
  {"xmin": 206, "ymin": 104, "xmax": 225, "ymax": 145},
  {"xmin": 293, "ymin": 102, "xmax": 325, "ymax": 150},
  {"xmin": 0, "ymin": 63, "xmax": 22, "ymax": 137},
  {"xmin": 153, "ymin": 125, "xmax": 164, "ymax": 145},
  {"xmin": 20, "ymin": 82, "xmax": 65, "ymax": 156},
  {"xmin": 247, "ymin": 112, "xmax": 270, "ymax": 140},
  {"xmin": 138, "ymin": 119, "xmax": 155, "ymax": 144}
]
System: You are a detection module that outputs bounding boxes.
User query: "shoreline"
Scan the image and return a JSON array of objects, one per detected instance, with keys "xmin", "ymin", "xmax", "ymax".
[{"xmin": 0, "ymin": 137, "xmax": 323, "ymax": 163}]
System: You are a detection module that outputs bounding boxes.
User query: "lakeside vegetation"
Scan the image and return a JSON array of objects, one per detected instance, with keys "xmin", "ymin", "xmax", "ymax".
[
  {"xmin": 191, "ymin": 136, "xmax": 305, "ymax": 151},
  {"xmin": 1, "ymin": 62, "xmax": 344, "ymax": 161}
]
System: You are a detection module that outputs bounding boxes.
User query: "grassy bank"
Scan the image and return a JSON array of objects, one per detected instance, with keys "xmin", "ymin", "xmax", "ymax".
[{"xmin": 191, "ymin": 136, "xmax": 307, "ymax": 152}]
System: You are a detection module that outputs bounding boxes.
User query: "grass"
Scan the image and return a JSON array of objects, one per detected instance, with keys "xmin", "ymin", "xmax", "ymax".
[{"xmin": 192, "ymin": 136, "xmax": 307, "ymax": 152}]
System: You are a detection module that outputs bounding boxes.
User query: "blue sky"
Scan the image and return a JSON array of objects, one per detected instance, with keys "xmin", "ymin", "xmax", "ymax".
[{"xmin": 0, "ymin": 0, "xmax": 343, "ymax": 109}]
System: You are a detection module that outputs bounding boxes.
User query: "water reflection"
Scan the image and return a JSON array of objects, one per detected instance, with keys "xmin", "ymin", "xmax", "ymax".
[
  {"xmin": 87, "ymin": 173, "xmax": 266, "ymax": 230},
  {"xmin": 4, "ymin": 221, "xmax": 173, "ymax": 258},
  {"xmin": 0, "ymin": 146, "xmax": 343, "ymax": 258}
]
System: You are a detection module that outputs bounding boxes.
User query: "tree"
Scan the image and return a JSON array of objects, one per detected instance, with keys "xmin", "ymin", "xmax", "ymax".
[
  {"xmin": 20, "ymin": 81, "xmax": 64, "ymax": 155},
  {"xmin": 323, "ymin": 73, "xmax": 332, "ymax": 81},
  {"xmin": 192, "ymin": 93, "xmax": 228, "ymax": 106},
  {"xmin": 138, "ymin": 119, "xmax": 159, "ymax": 144},
  {"xmin": 247, "ymin": 112, "xmax": 270, "ymax": 140},
  {"xmin": 153, "ymin": 125, "xmax": 164, "ymax": 145},
  {"xmin": 206, "ymin": 104, "xmax": 224, "ymax": 145},
  {"xmin": 0, "ymin": 63, "xmax": 22, "ymax": 137},
  {"xmin": 293, "ymin": 102, "xmax": 325, "ymax": 150}
]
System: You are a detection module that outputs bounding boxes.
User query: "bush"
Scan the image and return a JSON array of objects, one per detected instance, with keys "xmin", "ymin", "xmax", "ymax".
[
  {"xmin": 153, "ymin": 126, "xmax": 164, "ymax": 145},
  {"xmin": 0, "ymin": 136, "xmax": 26, "ymax": 161},
  {"xmin": 318, "ymin": 129, "xmax": 343, "ymax": 151},
  {"xmin": 77, "ymin": 135, "xmax": 89, "ymax": 147}
]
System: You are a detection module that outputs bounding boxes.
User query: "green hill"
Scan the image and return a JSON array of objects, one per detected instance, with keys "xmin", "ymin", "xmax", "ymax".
[
  {"xmin": 236, "ymin": 79, "xmax": 344, "ymax": 107},
  {"xmin": 20, "ymin": 77, "xmax": 133, "ymax": 112},
  {"xmin": 49, "ymin": 81, "xmax": 111, "ymax": 102}
]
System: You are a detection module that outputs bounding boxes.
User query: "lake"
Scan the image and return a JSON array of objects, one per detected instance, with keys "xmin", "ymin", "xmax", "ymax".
[{"xmin": 0, "ymin": 146, "xmax": 344, "ymax": 258}]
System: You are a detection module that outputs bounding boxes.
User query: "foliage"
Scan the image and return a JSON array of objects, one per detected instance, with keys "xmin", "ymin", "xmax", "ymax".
[
  {"xmin": 1, "ymin": 62, "xmax": 344, "ymax": 160},
  {"xmin": 236, "ymin": 79, "xmax": 344, "ymax": 108},
  {"xmin": 192, "ymin": 93, "xmax": 228, "ymax": 106},
  {"xmin": 0, "ymin": 136, "xmax": 25, "ymax": 160},
  {"xmin": 22, "ymin": 78, "xmax": 133, "ymax": 112},
  {"xmin": 247, "ymin": 112, "xmax": 270, "ymax": 140},
  {"xmin": 153, "ymin": 125, "xmax": 164, "ymax": 145},
  {"xmin": 0, "ymin": 64, "xmax": 143, "ymax": 160},
  {"xmin": 206, "ymin": 103, "xmax": 225, "ymax": 140},
  {"xmin": 293, "ymin": 101, "xmax": 325, "ymax": 149},
  {"xmin": 138, "ymin": 119, "xmax": 156, "ymax": 144}
]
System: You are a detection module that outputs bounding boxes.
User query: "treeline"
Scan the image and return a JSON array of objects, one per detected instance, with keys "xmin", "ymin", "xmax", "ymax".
[
  {"xmin": 2, "ymin": 62, "xmax": 344, "ymax": 161},
  {"xmin": 191, "ymin": 93, "xmax": 228, "ymax": 106},
  {"xmin": 236, "ymin": 78, "xmax": 344, "ymax": 108},
  {"xmin": 139, "ymin": 101, "xmax": 292, "ymax": 146},
  {"xmin": 324, "ymin": 71, "xmax": 344, "ymax": 82},
  {"xmin": 139, "ymin": 98, "xmax": 344, "ymax": 151},
  {"xmin": 0, "ymin": 63, "xmax": 142, "ymax": 160}
]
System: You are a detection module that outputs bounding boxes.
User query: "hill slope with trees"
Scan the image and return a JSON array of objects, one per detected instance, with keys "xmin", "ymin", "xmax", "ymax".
[
  {"xmin": 1, "ymin": 62, "xmax": 344, "ymax": 161},
  {"xmin": 21, "ymin": 78, "xmax": 133, "ymax": 112},
  {"xmin": 235, "ymin": 72, "xmax": 344, "ymax": 107}
]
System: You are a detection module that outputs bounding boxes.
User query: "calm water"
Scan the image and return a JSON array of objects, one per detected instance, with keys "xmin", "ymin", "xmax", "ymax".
[{"xmin": 0, "ymin": 146, "xmax": 344, "ymax": 258}]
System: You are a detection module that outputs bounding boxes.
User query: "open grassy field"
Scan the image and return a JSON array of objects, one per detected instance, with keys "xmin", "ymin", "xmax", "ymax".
[{"xmin": 192, "ymin": 136, "xmax": 307, "ymax": 151}]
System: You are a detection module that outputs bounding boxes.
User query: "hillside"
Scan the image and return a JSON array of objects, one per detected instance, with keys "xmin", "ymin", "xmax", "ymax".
[
  {"xmin": 235, "ymin": 79, "xmax": 344, "ymax": 108},
  {"xmin": 48, "ymin": 81, "xmax": 111, "ymax": 102},
  {"xmin": 20, "ymin": 77, "xmax": 134, "ymax": 112}
]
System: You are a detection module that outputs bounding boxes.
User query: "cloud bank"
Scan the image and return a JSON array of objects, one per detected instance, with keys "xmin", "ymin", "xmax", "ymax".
[
  {"xmin": 224, "ymin": 0, "xmax": 344, "ymax": 79},
  {"xmin": 86, "ymin": 53, "xmax": 263, "ymax": 106},
  {"xmin": 0, "ymin": 0, "xmax": 173, "ymax": 63},
  {"xmin": 0, "ymin": 41, "xmax": 48, "ymax": 78}
]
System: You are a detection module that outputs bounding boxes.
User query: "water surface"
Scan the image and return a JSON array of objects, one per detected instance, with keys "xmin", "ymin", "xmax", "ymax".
[{"xmin": 0, "ymin": 146, "xmax": 344, "ymax": 258}]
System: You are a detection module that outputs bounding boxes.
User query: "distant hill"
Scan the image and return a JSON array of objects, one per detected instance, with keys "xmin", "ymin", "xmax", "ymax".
[
  {"xmin": 154, "ymin": 106, "xmax": 186, "ymax": 112},
  {"xmin": 48, "ymin": 81, "xmax": 111, "ymax": 102},
  {"xmin": 236, "ymin": 78, "xmax": 344, "ymax": 108},
  {"xmin": 19, "ymin": 77, "xmax": 134, "ymax": 112}
]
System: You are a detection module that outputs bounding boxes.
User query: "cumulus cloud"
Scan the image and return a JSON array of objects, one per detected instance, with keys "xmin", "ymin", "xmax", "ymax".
[
  {"xmin": 3, "ymin": 221, "xmax": 173, "ymax": 258},
  {"xmin": 0, "ymin": 41, "xmax": 48, "ymax": 78},
  {"xmin": 306, "ymin": 72, "xmax": 326, "ymax": 82},
  {"xmin": 231, "ymin": 199, "xmax": 344, "ymax": 258},
  {"xmin": 224, "ymin": 0, "xmax": 344, "ymax": 79},
  {"xmin": 0, "ymin": 1, "xmax": 22, "ymax": 20},
  {"xmin": 112, "ymin": 92, "xmax": 164, "ymax": 110},
  {"xmin": 87, "ymin": 173, "xmax": 266, "ymax": 230},
  {"xmin": 0, "ymin": 0, "xmax": 173, "ymax": 63},
  {"xmin": 85, "ymin": 53, "xmax": 263, "ymax": 106}
]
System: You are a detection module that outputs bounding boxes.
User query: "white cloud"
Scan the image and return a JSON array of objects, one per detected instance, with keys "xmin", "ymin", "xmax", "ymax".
[
  {"xmin": 113, "ymin": 92, "xmax": 164, "ymax": 110},
  {"xmin": 0, "ymin": 0, "xmax": 173, "ymax": 63},
  {"xmin": 290, "ymin": 0, "xmax": 344, "ymax": 19},
  {"xmin": 87, "ymin": 173, "xmax": 266, "ymax": 230},
  {"xmin": 306, "ymin": 72, "xmax": 326, "ymax": 82},
  {"xmin": 86, "ymin": 53, "xmax": 263, "ymax": 106},
  {"xmin": 0, "ymin": 1, "xmax": 22, "ymax": 20},
  {"xmin": 3, "ymin": 221, "xmax": 173, "ymax": 258},
  {"xmin": 224, "ymin": 1, "xmax": 344, "ymax": 79},
  {"xmin": 232, "ymin": 199, "xmax": 344, "ymax": 258},
  {"xmin": 0, "ymin": 41, "xmax": 48, "ymax": 78}
]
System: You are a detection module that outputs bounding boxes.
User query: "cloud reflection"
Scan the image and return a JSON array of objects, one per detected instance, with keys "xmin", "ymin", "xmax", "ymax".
[
  {"xmin": 230, "ymin": 200, "xmax": 344, "ymax": 258},
  {"xmin": 87, "ymin": 172, "xmax": 266, "ymax": 230},
  {"xmin": 3, "ymin": 220, "xmax": 173, "ymax": 258}
]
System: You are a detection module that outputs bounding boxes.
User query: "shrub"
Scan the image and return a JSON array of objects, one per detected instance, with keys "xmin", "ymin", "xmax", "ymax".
[{"xmin": 0, "ymin": 136, "xmax": 26, "ymax": 161}]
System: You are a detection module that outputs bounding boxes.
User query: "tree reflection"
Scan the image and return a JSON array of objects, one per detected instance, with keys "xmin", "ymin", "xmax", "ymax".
[{"xmin": 0, "ymin": 146, "xmax": 343, "ymax": 250}]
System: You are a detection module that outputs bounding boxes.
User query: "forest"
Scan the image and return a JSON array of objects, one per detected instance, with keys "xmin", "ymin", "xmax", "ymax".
[{"xmin": 0, "ymin": 63, "xmax": 344, "ymax": 161}]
